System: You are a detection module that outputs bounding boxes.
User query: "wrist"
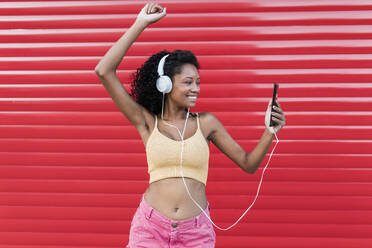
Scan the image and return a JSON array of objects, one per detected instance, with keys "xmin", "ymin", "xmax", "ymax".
[
  {"xmin": 264, "ymin": 127, "xmax": 275, "ymax": 139},
  {"xmin": 133, "ymin": 19, "xmax": 148, "ymax": 29}
]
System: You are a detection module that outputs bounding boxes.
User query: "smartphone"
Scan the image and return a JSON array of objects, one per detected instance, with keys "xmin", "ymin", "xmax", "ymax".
[{"xmin": 270, "ymin": 83, "xmax": 279, "ymax": 127}]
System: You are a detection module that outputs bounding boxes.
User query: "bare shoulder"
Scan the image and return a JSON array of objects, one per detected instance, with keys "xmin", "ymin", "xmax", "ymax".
[
  {"xmin": 198, "ymin": 111, "xmax": 222, "ymax": 142},
  {"xmin": 199, "ymin": 112, "xmax": 218, "ymax": 124},
  {"xmin": 199, "ymin": 111, "xmax": 220, "ymax": 125}
]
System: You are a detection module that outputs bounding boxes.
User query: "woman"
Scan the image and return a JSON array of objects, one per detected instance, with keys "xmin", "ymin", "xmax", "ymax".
[{"xmin": 95, "ymin": 2, "xmax": 286, "ymax": 247}]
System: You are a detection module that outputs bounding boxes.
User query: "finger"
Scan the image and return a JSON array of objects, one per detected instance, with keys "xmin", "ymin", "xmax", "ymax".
[
  {"xmin": 149, "ymin": 3, "xmax": 156, "ymax": 14},
  {"xmin": 153, "ymin": 4, "xmax": 163, "ymax": 13},
  {"xmin": 276, "ymin": 116, "xmax": 286, "ymax": 126},
  {"xmin": 276, "ymin": 112, "xmax": 286, "ymax": 123},
  {"xmin": 273, "ymin": 102, "xmax": 283, "ymax": 112},
  {"xmin": 272, "ymin": 116, "xmax": 285, "ymax": 126},
  {"xmin": 272, "ymin": 112, "xmax": 284, "ymax": 121},
  {"xmin": 141, "ymin": 3, "xmax": 147, "ymax": 14},
  {"xmin": 271, "ymin": 112, "xmax": 280, "ymax": 118},
  {"xmin": 147, "ymin": 2, "xmax": 154, "ymax": 14},
  {"xmin": 149, "ymin": 2, "xmax": 157, "ymax": 14},
  {"xmin": 145, "ymin": 3, "xmax": 151, "ymax": 15},
  {"xmin": 273, "ymin": 105, "xmax": 283, "ymax": 114},
  {"xmin": 151, "ymin": 4, "xmax": 160, "ymax": 13}
]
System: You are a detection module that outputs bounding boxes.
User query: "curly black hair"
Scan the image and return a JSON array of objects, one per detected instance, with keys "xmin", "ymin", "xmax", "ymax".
[{"xmin": 129, "ymin": 49, "xmax": 200, "ymax": 116}]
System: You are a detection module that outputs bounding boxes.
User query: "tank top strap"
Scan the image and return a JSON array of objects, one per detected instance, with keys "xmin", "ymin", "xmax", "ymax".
[
  {"xmin": 196, "ymin": 112, "xmax": 200, "ymax": 130},
  {"xmin": 154, "ymin": 115, "xmax": 158, "ymax": 130}
]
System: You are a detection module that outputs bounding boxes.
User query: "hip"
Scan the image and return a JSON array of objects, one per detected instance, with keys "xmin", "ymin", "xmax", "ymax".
[{"xmin": 127, "ymin": 194, "xmax": 215, "ymax": 248}]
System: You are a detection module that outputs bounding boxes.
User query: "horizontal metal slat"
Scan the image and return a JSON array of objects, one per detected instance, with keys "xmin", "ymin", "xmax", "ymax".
[
  {"xmin": 1, "ymin": 98, "xmax": 372, "ymax": 111},
  {"xmin": 3, "ymin": 41, "xmax": 372, "ymax": 57},
  {"xmin": 1, "ymin": 125, "xmax": 371, "ymax": 140},
  {"xmin": 0, "ymin": 166, "xmax": 371, "ymax": 183},
  {"xmin": 0, "ymin": 1, "xmax": 257, "ymax": 16},
  {"xmin": 0, "ymin": 219, "xmax": 371, "ymax": 238},
  {"xmin": 0, "ymin": 181, "xmax": 371, "ymax": 197},
  {"xmin": 2, "ymin": 70, "xmax": 371, "ymax": 84},
  {"xmin": 4, "ymin": 11, "xmax": 372, "ymax": 29},
  {"xmin": 1, "ymin": 0, "xmax": 372, "ymax": 16},
  {"xmin": 1, "ymin": 138, "xmax": 371, "ymax": 154},
  {"xmin": 2, "ymin": 112, "xmax": 372, "ymax": 126},
  {"xmin": 1, "ymin": 152, "xmax": 371, "ymax": 169},
  {"xmin": 3, "ymin": 26, "xmax": 372, "ymax": 43},
  {"xmin": 0, "ymin": 245, "xmax": 117, "ymax": 248},
  {"xmin": 4, "ymin": 56, "xmax": 372, "ymax": 70},
  {"xmin": 1, "ymin": 206, "xmax": 372, "ymax": 224},
  {"xmin": 2, "ymin": 83, "xmax": 372, "ymax": 98},
  {"xmin": 0, "ymin": 192, "xmax": 370, "ymax": 210}
]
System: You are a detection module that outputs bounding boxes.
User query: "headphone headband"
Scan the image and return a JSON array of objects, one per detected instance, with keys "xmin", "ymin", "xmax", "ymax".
[{"xmin": 157, "ymin": 54, "xmax": 170, "ymax": 76}]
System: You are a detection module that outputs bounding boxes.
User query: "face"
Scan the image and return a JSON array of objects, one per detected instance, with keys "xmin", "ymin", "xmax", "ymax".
[{"xmin": 168, "ymin": 63, "xmax": 200, "ymax": 108}]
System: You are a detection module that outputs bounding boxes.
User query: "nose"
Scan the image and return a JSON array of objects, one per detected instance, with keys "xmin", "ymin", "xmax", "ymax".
[{"xmin": 191, "ymin": 82, "xmax": 200, "ymax": 93}]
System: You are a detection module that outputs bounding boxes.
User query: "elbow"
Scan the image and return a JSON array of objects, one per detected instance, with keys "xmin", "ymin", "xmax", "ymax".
[
  {"xmin": 248, "ymin": 166, "xmax": 258, "ymax": 174},
  {"xmin": 244, "ymin": 166, "xmax": 256, "ymax": 174},
  {"xmin": 94, "ymin": 66, "xmax": 105, "ymax": 77},
  {"xmin": 94, "ymin": 63, "xmax": 111, "ymax": 77},
  {"xmin": 242, "ymin": 153, "xmax": 256, "ymax": 174},
  {"xmin": 240, "ymin": 165, "xmax": 256, "ymax": 174},
  {"xmin": 94, "ymin": 67, "xmax": 115, "ymax": 79},
  {"xmin": 246, "ymin": 158, "xmax": 260, "ymax": 174}
]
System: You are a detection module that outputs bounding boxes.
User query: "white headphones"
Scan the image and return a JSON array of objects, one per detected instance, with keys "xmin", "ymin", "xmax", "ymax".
[{"xmin": 156, "ymin": 54, "xmax": 172, "ymax": 94}]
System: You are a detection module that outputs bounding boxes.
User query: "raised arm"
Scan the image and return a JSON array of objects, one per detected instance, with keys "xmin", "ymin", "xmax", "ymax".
[{"xmin": 94, "ymin": 3, "xmax": 166, "ymax": 128}]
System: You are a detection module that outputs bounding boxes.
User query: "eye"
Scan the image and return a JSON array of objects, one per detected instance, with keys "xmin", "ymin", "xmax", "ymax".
[{"xmin": 186, "ymin": 81, "xmax": 192, "ymax": 85}]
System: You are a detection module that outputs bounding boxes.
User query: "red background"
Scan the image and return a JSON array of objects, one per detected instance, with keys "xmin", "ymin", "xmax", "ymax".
[{"xmin": 1, "ymin": 0, "xmax": 372, "ymax": 247}]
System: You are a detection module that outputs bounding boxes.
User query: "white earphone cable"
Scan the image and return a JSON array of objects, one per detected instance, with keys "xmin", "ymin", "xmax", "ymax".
[
  {"xmin": 156, "ymin": 53, "xmax": 279, "ymax": 230},
  {"xmin": 161, "ymin": 92, "xmax": 165, "ymax": 120},
  {"xmin": 160, "ymin": 102, "xmax": 280, "ymax": 231}
]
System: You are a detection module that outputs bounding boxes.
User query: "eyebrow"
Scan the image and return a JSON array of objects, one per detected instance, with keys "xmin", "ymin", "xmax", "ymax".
[{"xmin": 184, "ymin": 76, "xmax": 200, "ymax": 80}]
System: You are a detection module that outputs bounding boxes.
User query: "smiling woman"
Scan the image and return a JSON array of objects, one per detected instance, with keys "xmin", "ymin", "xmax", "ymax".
[
  {"xmin": 94, "ymin": 2, "xmax": 285, "ymax": 247},
  {"xmin": 129, "ymin": 49, "xmax": 201, "ymax": 118}
]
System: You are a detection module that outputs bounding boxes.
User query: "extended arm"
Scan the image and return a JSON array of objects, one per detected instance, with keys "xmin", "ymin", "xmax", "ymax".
[
  {"xmin": 244, "ymin": 128, "xmax": 275, "ymax": 173},
  {"xmin": 206, "ymin": 101, "xmax": 285, "ymax": 174}
]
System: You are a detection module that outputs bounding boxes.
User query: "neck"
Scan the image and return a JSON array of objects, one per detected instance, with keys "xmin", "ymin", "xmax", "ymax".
[{"xmin": 161, "ymin": 101, "xmax": 189, "ymax": 121}]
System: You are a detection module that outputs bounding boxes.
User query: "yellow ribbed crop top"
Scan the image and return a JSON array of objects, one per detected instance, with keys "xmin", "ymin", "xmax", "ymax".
[{"xmin": 146, "ymin": 113, "xmax": 210, "ymax": 185}]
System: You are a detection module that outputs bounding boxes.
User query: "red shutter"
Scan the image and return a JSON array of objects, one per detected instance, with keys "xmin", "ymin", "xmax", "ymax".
[{"xmin": 1, "ymin": 0, "xmax": 372, "ymax": 247}]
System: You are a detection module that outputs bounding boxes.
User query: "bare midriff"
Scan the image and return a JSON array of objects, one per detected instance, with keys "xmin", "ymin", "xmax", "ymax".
[{"xmin": 144, "ymin": 177, "xmax": 208, "ymax": 220}]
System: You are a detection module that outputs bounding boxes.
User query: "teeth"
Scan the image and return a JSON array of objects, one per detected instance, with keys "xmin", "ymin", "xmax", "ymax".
[{"xmin": 187, "ymin": 96, "xmax": 197, "ymax": 99}]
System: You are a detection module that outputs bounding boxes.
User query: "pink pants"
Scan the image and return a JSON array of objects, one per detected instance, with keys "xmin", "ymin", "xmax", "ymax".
[{"xmin": 126, "ymin": 195, "xmax": 216, "ymax": 248}]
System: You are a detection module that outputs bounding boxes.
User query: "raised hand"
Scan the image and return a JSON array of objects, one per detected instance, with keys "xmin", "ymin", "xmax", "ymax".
[{"xmin": 136, "ymin": 2, "xmax": 166, "ymax": 26}]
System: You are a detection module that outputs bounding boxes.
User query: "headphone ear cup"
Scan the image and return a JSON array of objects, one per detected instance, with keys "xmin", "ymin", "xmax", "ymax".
[{"xmin": 156, "ymin": 76, "xmax": 172, "ymax": 94}]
